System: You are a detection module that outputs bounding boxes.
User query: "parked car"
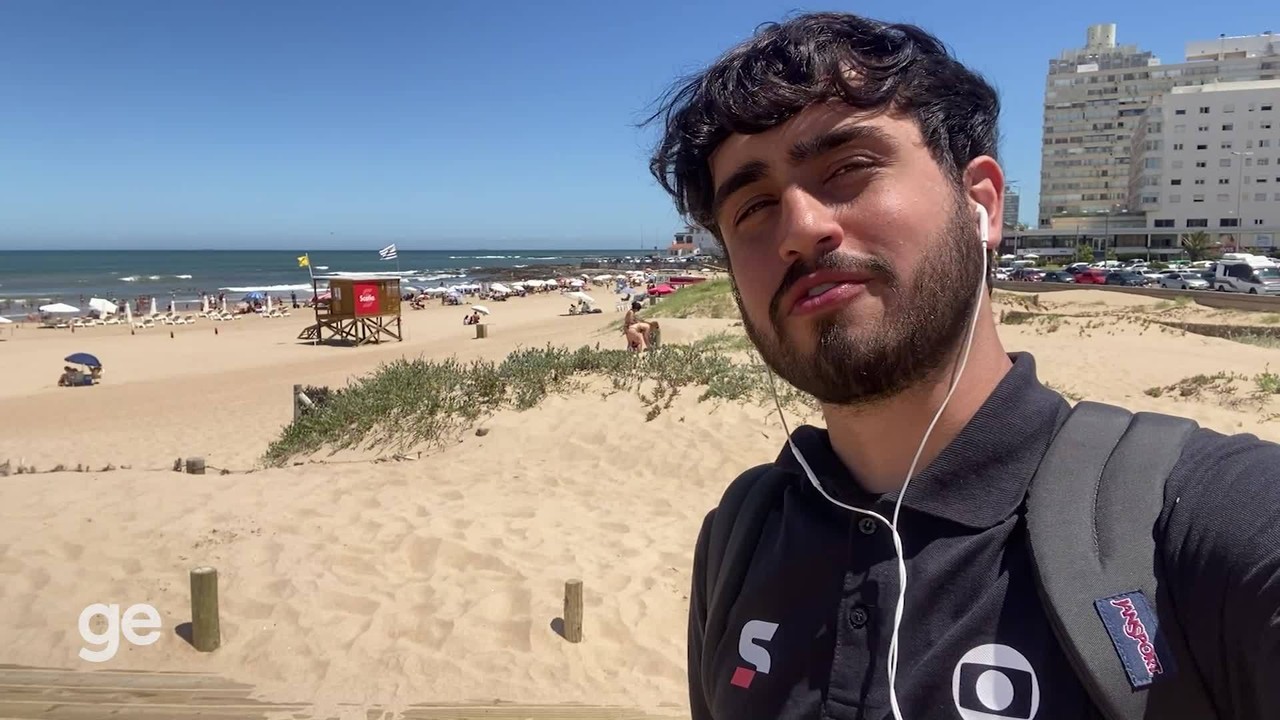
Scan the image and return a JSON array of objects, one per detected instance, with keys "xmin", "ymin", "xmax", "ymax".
[
  {"xmin": 1158, "ymin": 271, "xmax": 1209, "ymax": 290},
  {"xmin": 1074, "ymin": 268, "xmax": 1110, "ymax": 284},
  {"xmin": 1106, "ymin": 271, "xmax": 1148, "ymax": 287},
  {"xmin": 1040, "ymin": 271, "xmax": 1076, "ymax": 283},
  {"xmin": 1011, "ymin": 268, "xmax": 1045, "ymax": 282}
]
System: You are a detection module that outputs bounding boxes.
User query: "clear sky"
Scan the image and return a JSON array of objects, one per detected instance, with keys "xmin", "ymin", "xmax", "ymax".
[{"xmin": 1, "ymin": 0, "xmax": 1275, "ymax": 250}]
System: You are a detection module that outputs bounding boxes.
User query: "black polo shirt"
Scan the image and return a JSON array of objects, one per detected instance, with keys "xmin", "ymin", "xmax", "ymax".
[{"xmin": 688, "ymin": 352, "xmax": 1280, "ymax": 719}]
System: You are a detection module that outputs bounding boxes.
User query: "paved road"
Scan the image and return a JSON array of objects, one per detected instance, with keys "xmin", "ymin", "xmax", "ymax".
[{"xmin": 993, "ymin": 281, "xmax": 1280, "ymax": 312}]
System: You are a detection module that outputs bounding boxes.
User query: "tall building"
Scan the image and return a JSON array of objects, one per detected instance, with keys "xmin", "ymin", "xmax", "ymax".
[
  {"xmin": 1133, "ymin": 80, "xmax": 1280, "ymax": 250},
  {"xmin": 1002, "ymin": 188, "xmax": 1021, "ymax": 228},
  {"xmin": 1040, "ymin": 26, "xmax": 1280, "ymax": 229},
  {"xmin": 1040, "ymin": 24, "xmax": 1159, "ymax": 228}
]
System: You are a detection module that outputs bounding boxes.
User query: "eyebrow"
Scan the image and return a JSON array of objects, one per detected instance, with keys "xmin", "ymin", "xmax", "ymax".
[
  {"xmin": 787, "ymin": 124, "xmax": 894, "ymax": 164},
  {"xmin": 711, "ymin": 124, "xmax": 895, "ymax": 221}
]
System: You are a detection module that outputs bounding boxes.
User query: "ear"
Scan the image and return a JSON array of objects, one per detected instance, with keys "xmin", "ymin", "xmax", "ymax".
[{"xmin": 963, "ymin": 156, "xmax": 1004, "ymax": 252}]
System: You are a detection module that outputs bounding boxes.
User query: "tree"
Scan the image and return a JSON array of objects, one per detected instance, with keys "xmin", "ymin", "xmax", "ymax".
[
  {"xmin": 1074, "ymin": 243, "xmax": 1096, "ymax": 263},
  {"xmin": 1180, "ymin": 231, "xmax": 1216, "ymax": 261},
  {"xmin": 1105, "ymin": 247, "xmax": 1117, "ymax": 262}
]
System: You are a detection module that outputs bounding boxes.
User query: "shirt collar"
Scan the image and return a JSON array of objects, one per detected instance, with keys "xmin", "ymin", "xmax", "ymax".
[{"xmin": 776, "ymin": 352, "xmax": 1070, "ymax": 529}]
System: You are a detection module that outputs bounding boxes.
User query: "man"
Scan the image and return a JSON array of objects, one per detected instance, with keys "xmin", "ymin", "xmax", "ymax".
[{"xmin": 647, "ymin": 12, "xmax": 1280, "ymax": 720}]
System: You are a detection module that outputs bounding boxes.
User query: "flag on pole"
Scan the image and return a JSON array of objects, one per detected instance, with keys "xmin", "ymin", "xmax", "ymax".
[
  {"xmin": 378, "ymin": 244, "xmax": 398, "ymax": 261},
  {"xmin": 298, "ymin": 254, "xmax": 310, "ymax": 268}
]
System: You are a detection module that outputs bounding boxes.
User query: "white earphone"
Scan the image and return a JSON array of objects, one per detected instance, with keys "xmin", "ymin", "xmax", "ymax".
[{"xmin": 766, "ymin": 202, "xmax": 991, "ymax": 720}]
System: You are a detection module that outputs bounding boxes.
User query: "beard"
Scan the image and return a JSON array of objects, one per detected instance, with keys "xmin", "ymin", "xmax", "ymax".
[{"xmin": 735, "ymin": 201, "xmax": 984, "ymax": 406}]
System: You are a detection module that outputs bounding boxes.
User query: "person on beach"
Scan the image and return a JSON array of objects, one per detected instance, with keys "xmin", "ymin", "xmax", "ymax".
[
  {"xmin": 623, "ymin": 300, "xmax": 651, "ymax": 351},
  {"xmin": 648, "ymin": 12, "xmax": 1280, "ymax": 719}
]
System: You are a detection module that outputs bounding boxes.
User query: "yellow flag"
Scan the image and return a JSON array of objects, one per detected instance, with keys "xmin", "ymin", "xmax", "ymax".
[{"xmin": 297, "ymin": 254, "xmax": 310, "ymax": 268}]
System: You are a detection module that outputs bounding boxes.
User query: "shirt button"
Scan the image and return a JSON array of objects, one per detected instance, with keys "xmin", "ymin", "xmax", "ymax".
[
  {"xmin": 849, "ymin": 605, "xmax": 869, "ymax": 629},
  {"xmin": 858, "ymin": 517, "xmax": 877, "ymax": 535}
]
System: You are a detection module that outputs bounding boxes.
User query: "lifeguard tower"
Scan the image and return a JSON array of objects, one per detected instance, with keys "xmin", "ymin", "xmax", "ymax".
[{"xmin": 299, "ymin": 275, "xmax": 403, "ymax": 345}]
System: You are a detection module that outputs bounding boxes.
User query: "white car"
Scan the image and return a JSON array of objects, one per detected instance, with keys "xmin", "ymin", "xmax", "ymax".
[{"xmin": 1159, "ymin": 271, "xmax": 1209, "ymax": 290}]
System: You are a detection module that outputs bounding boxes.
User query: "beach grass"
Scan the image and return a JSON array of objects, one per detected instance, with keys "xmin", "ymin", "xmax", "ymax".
[
  {"xmin": 640, "ymin": 278, "xmax": 739, "ymax": 319},
  {"xmin": 263, "ymin": 335, "xmax": 812, "ymax": 466}
]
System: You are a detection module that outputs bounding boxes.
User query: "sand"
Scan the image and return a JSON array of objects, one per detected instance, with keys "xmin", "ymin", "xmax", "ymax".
[{"xmin": 2, "ymin": 284, "xmax": 1280, "ymax": 718}]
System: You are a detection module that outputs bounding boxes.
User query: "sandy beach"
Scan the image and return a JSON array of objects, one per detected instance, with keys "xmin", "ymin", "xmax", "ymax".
[{"xmin": 3, "ymin": 284, "xmax": 1280, "ymax": 718}]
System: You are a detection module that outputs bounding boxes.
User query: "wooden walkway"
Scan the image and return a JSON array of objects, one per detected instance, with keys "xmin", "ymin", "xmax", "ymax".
[{"xmin": 0, "ymin": 665, "xmax": 680, "ymax": 720}]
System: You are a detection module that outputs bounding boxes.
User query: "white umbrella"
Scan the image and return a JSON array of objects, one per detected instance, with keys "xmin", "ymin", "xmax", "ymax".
[
  {"xmin": 490, "ymin": 282, "xmax": 511, "ymax": 294},
  {"xmin": 569, "ymin": 280, "xmax": 585, "ymax": 288},
  {"xmin": 470, "ymin": 305, "xmax": 490, "ymax": 315},
  {"xmin": 168, "ymin": 299, "xmax": 176, "ymax": 314},
  {"xmin": 220, "ymin": 296, "xmax": 228, "ymax": 314},
  {"xmin": 266, "ymin": 294, "xmax": 273, "ymax": 313},
  {"xmin": 125, "ymin": 303, "xmax": 133, "ymax": 325},
  {"xmin": 0, "ymin": 316, "xmax": 12, "ymax": 324},
  {"xmin": 149, "ymin": 297, "xmax": 159, "ymax": 316},
  {"xmin": 39, "ymin": 303, "xmax": 79, "ymax": 314},
  {"xmin": 88, "ymin": 298, "xmax": 116, "ymax": 316},
  {"xmin": 201, "ymin": 295, "xmax": 210, "ymax": 313},
  {"xmin": 568, "ymin": 291, "xmax": 596, "ymax": 305}
]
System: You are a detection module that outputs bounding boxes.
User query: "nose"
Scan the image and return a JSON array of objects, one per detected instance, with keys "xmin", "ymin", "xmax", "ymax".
[{"xmin": 775, "ymin": 187, "xmax": 843, "ymax": 264}]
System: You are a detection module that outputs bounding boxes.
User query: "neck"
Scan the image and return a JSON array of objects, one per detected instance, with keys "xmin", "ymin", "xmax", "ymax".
[{"xmin": 821, "ymin": 317, "xmax": 1012, "ymax": 495}]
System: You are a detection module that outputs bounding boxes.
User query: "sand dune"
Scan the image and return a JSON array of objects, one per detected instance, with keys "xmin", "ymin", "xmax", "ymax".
[{"xmin": 2, "ymin": 285, "xmax": 1279, "ymax": 718}]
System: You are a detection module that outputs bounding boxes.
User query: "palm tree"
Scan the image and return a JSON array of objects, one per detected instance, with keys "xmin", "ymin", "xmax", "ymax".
[{"xmin": 1180, "ymin": 231, "xmax": 1216, "ymax": 262}]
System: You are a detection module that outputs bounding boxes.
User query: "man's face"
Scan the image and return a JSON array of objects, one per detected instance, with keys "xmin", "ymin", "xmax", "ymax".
[{"xmin": 708, "ymin": 102, "xmax": 984, "ymax": 405}]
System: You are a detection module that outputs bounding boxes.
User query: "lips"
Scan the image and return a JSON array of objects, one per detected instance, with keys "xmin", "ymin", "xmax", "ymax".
[{"xmin": 784, "ymin": 271, "xmax": 873, "ymax": 316}]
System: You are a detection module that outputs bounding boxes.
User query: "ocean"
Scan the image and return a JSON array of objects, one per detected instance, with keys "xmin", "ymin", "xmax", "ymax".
[{"xmin": 0, "ymin": 249, "xmax": 648, "ymax": 315}]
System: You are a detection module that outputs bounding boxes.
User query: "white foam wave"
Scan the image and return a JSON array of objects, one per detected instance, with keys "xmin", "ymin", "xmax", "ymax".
[
  {"xmin": 175, "ymin": 274, "xmax": 193, "ymax": 279},
  {"xmin": 119, "ymin": 276, "xmax": 139, "ymax": 282},
  {"xmin": 218, "ymin": 283, "xmax": 315, "ymax": 293}
]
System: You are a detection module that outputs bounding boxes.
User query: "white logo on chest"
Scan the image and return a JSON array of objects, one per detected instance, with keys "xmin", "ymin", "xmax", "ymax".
[{"xmin": 952, "ymin": 643, "xmax": 1040, "ymax": 719}]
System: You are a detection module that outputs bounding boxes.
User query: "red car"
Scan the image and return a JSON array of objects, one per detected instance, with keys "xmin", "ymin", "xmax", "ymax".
[{"xmin": 1074, "ymin": 268, "xmax": 1110, "ymax": 284}]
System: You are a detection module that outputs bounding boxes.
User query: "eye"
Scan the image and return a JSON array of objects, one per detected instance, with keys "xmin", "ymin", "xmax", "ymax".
[
  {"xmin": 826, "ymin": 159, "xmax": 874, "ymax": 182},
  {"xmin": 734, "ymin": 198, "xmax": 774, "ymax": 226}
]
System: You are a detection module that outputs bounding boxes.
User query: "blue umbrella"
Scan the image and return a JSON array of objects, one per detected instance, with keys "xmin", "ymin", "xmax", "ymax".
[{"xmin": 65, "ymin": 352, "xmax": 101, "ymax": 368}]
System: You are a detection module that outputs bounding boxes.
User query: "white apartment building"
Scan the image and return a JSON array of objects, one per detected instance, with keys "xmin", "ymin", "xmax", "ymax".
[
  {"xmin": 1041, "ymin": 26, "xmax": 1280, "ymax": 228},
  {"xmin": 1133, "ymin": 80, "xmax": 1280, "ymax": 250},
  {"xmin": 672, "ymin": 224, "xmax": 720, "ymax": 257}
]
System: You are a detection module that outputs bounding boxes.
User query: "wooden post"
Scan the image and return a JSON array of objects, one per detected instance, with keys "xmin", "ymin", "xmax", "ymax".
[
  {"xmin": 475, "ymin": 323, "xmax": 488, "ymax": 339},
  {"xmin": 185, "ymin": 457, "xmax": 205, "ymax": 475},
  {"xmin": 293, "ymin": 384, "xmax": 302, "ymax": 422},
  {"xmin": 189, "ymin": 567, "xmax": 221, "ymax": 652},
  {"xmin": 563, "ymin": 579, "xmax": 583, "ymax": 643}
]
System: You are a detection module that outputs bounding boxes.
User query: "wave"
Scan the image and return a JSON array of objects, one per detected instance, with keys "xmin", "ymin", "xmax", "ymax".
[
  {"xmin": 119, "ymin": 274, "xmax": 195, "ymax": 282},
  {"xmin": 218, "ymin": 283, "xmax": 315, "ymax": 293},
  {"xmin": 415, "ymin": 273, "xmax": 466, "ymax": 282}
]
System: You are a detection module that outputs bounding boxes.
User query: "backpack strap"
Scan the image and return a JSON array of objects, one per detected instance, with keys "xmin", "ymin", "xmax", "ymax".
[
  {"xmin": 1026, "ymin": 400, "xmax": 1214, "ymax": 719},
  {"xmin": 701, "ymin": 464, "xmax": 791, "ymax": 684}
]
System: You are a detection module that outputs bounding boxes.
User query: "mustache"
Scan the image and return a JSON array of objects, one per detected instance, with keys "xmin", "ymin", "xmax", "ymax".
[{"xmin": 770, "ymin": 252, "xmax": 896, "ymax": 321}]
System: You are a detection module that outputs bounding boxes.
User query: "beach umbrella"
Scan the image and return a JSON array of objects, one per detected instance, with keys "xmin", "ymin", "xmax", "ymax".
[
  {"xmin": 125, "ymin": 304, "xmax": 133, "ymax": 325},
  {"xmin": 568, "ymin": 291, "xmax": 596, "ymax": 305},
  {"xmin": 149, "ymin": 297, "xmax": 159, "ymax": 316},
  {"xmin": 220, "ymin": 296, "xmax": 228, "ymax": 314},
  {"xmin": 0, "ymin": 316, "xmax": 12, "ymax": 324},
  {"xmin": 266, "ymin": 294, "xmax": 273, "ymax": 313},
  {"xmin": 650, "ymin": 284, "xmax": 676, "ymax": 296},
  {"xmin": 491, "ymin": 282, "xmax": 511, "ymax": 294},
  {"xmin": 65, "ymin": 352, "xmax": 101, "ymax": 368},
  {"xmin": 88, "ymin": 298, "xmax": 116, "ymax": 316},
  {"xmin": 39, "ymin": 302, "xmax": 79, "ymax": 314},
  {"xmin": 201, "ymin": 295, "xmax": 210, "ymax": 313},
  {"xmin": 470, "ymin": 305, "xmax": 491, "ymax": 315},
  {"xmin": 169, "ymin": 299, "xmax": 176, "ymax": 314}
]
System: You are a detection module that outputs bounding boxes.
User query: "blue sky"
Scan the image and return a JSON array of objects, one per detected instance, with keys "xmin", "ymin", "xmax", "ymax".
[{"xmin": 1, "ymin": 0, "xmax": 1275, "ymax": 250}]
